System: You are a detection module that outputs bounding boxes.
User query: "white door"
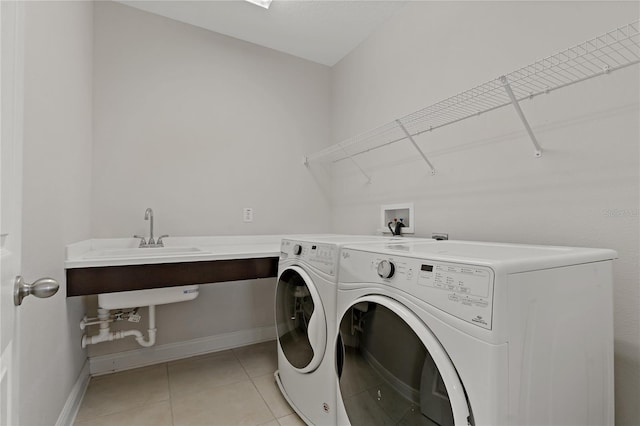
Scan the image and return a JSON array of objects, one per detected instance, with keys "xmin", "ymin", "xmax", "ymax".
[
  {"xmin": 275, "ymin": 266, "xmax": 327, "ymax": 373},
  {"xmin": 336, "ymin": 295, "xmax": 471, "ymax": 426},
  {"xmin": 0, "ymin": 2, "xmax": 24, "ymax": 424}
]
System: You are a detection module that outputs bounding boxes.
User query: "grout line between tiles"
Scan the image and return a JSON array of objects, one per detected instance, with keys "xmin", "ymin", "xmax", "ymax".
[
  {"xmin": 233, "ymin": 347, "xmax": 280, "ymax": 425},
  {"xmin": 75, "ymin": 364, "xmax": 174, "ymax": 425},
  {"xmin": 252, "ymin": 374, "xmax": 279, "ymax": 423},
  {"xmin": 165, "ymin": 362, "xmax": 176, "ymax": 426}
]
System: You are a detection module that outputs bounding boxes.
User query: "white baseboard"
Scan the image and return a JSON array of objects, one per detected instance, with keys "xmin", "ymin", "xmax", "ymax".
[
  {"xmin": 89, "ymin": 325, "xmax": 277, "ymax": 376},
  {"xmin": 56, "ymin": 360, "xmax": 90, "ymax": 426}
]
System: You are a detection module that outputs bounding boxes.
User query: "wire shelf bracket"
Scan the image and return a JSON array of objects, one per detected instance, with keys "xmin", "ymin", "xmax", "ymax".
[
  {"xmin": 304, "ymin": 21, "xmax": 640, "ymax": 178},
  {"xmin": 397, "ymin": 119, "xmax": 436, "ymax": 175},
  {"xmin": 304, "ymin": 146, "xmax": 372, "ymax": 184},
  {"xmin": 500, "ymin": 75, "xmax": 543, "ymax": 157},
  {"xmin": 347, "ymin": 155, "xmax": 372, "ymax": 183}
]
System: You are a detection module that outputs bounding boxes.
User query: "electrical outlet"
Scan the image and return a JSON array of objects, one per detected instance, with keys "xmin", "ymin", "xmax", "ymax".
[{"xmin": 243, "ymin": 208, "xmax": 253, "ymax": 223}]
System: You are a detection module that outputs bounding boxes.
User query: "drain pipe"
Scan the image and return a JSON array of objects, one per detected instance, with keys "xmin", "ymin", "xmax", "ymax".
[{"xmin": 81, "ymin": 305, "xmax": 157, "ymax": 348}]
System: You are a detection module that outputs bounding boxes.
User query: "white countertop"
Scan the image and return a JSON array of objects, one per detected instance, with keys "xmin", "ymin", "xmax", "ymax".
[{"xmin": 65, "ymin": 235, "xmax": 289, "ymax": 268}]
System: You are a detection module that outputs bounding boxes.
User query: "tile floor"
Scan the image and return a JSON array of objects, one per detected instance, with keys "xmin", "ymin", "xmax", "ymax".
[{"xmin": 74, "ymin": 341, "xmax": 305, "ymax": 426}]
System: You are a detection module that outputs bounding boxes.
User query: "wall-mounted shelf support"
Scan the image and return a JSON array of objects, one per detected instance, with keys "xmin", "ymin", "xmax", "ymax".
[
  {"xmin": 305, "ymin": 147, "xmax": 372, "ymax": 183},
  {"xmin": 396, "ymin": 120, "xmax": 436, "ymax": 175},
  {"xmin": 348, "ymin": 155, "xmax": 372, "ymax": 183},
  {"xmin": 499, "ymin": 75, "xmax": 543, "ymax": 157}
]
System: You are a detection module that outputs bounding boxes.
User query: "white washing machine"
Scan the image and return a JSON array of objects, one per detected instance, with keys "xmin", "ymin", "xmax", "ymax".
[
  {"xmin": 335, "ymin": 240, "xmax": 616, "ymax": 426},
  {"xmin": 275, "ymin": 235, "xmax": 409, "ymax": 425}
]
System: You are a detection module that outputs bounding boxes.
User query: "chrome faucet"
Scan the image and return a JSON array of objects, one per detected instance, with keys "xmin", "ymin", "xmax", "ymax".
[
  {"xmin": 133, "ymin": 208, "xmax": 168, "ymax": 248},
  {"xmin": 144, "ymin": 208, "xmax": 155, "ymax": 246}
]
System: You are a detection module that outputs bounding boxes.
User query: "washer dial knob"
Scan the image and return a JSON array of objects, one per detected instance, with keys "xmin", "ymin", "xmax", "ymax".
[
  {"xmin": 377, "ymin": 260, "xmax": 395, "ymax": 279},
  {"xmin": 292, "ymin": 244, "xmax": 302, "ymax": 255}
]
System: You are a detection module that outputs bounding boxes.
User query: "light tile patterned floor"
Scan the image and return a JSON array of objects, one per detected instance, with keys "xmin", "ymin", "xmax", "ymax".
[{"xmin": 74, "ymin": 341, "xmax": 305, "ymax": 426}]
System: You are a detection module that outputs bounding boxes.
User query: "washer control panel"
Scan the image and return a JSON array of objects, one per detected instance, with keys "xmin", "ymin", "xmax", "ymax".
[
  {"xmin": 341, "ymin": 250, "xmax": 495, "ymax": 330},
  {"xmin": 281, "ymin": 240, "xmax": 338, "ymax": 276}
]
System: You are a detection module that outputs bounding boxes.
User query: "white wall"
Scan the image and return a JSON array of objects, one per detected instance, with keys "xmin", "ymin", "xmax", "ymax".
[
  {"xmin": 329, "ymin": 2, "xmax": 639, "ymax": 424},
  {"xmin": 88, "ymin": 2, "xmax": 331, "ymax": 356},
  {"xmin": 21, "ymin": 1, "xmax": 93, "ymax": 425},
  {"xmin": 92, "ymin": 1, "xmax": 331, "ymax": 238}
]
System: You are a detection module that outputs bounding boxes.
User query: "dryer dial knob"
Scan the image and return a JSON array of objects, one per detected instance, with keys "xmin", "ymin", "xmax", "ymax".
[
  {"xmin": 377, "ymin": 260, "xmax": 395, "ymax": 279},
  {"xmin": 292, "ymin": 244, "xmax": 302, "ymax": 255}
]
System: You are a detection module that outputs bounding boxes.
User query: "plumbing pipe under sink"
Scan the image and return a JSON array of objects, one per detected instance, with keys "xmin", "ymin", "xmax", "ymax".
[
  {"xmin": 81, "ymin": 286, "xmax": 199, "ymax": 347},
  {"xmin": 81, "ymin": 306, "xmax": 157, "ymax": 348}
]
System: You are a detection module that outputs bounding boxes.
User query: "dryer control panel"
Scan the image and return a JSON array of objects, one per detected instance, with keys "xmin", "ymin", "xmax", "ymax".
[
  {"xmin": 341, "ymin": 250, "xmax": 495, "ymax": 330},
  {"xmin": 281, "ymin": 240, "xmax": 338, "ymax": 276}
]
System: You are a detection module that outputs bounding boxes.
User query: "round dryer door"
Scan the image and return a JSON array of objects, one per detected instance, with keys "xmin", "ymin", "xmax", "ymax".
[
  {"xmin": 275, "ymin": 266, "xmax": 327, "ymax": 373},
  {"xmin": 336, "ymin": 295, "xmax": 470, "ymax": 426}
]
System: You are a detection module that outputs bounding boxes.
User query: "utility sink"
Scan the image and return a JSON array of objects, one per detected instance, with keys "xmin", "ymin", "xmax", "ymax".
[
  {"xmin": 97, "ymin": 285, "xmax": 200, "ymax": 309},
  {"xmin": 83, "ymin": 246, "xmax": 206, "ymax": 259}
]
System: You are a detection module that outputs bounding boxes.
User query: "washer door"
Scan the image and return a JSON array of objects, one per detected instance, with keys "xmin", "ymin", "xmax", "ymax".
[
  {"xmin": 336, "ymin": 295, "xmax": 471, "ymax": 426},
  {"xmin": 275, "ymin": 266, "xmax": 327, "ymax": 373}
]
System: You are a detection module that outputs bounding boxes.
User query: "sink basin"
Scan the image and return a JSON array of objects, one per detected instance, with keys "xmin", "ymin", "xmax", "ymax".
[
  {"xmin": 84, "ymin": 246, "xmax": 206, "ymax": 259},
  {"xmin": 98, "ymin": 285, "xmax": 199, "ymax": 309}
]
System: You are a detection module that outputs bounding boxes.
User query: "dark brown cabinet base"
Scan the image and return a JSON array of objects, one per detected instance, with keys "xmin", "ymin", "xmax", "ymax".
[{"xmin": 66, "ymin": 257, "xmax": 279, "ymax": 297}]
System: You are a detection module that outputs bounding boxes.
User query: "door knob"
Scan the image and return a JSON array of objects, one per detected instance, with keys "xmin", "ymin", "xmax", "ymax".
[{"xmin": 14, "ymin": 276, "xmax": 59, "ymax": 306}]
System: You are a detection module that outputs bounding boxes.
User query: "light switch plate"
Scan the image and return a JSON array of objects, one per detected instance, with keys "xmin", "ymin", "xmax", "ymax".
[{"xmin": 243, "ymin": 208, "xmax": 253, "ymax": 223}]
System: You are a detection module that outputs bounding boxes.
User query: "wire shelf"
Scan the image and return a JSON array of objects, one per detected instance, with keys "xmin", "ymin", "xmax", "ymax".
[{"xmin": 305, "ymin": 20, "xmax": 640, "ymax": 168}]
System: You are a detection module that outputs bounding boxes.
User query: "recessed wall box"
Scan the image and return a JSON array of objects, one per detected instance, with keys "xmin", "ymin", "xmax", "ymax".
[{"xmin": 380, "ymin": 203, "xmax": 414, "ymax": 234}]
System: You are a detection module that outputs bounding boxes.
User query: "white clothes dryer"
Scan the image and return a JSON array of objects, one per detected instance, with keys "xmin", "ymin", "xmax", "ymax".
[
  {"xmin": 274, "ymin": 235, "xmax": 408, "ymax": 425},
  {"xmin": 335, "ymin": 240, "xmax": 616, "ymax": 426}
]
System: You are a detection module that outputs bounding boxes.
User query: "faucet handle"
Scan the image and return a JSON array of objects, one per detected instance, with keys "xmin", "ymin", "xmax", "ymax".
[
  {"xmin": 157, "ymin": 235, "xmax": 169, "ymax": 247},
  {"xmin": 133, "ymin": 235, "xmax": 147, "ymax": 247}
]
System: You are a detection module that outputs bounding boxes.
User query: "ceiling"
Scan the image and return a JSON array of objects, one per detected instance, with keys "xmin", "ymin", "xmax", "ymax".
[{"xmin": 117, "ymin": 1, "xmax": 407, "ymax": 66}]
